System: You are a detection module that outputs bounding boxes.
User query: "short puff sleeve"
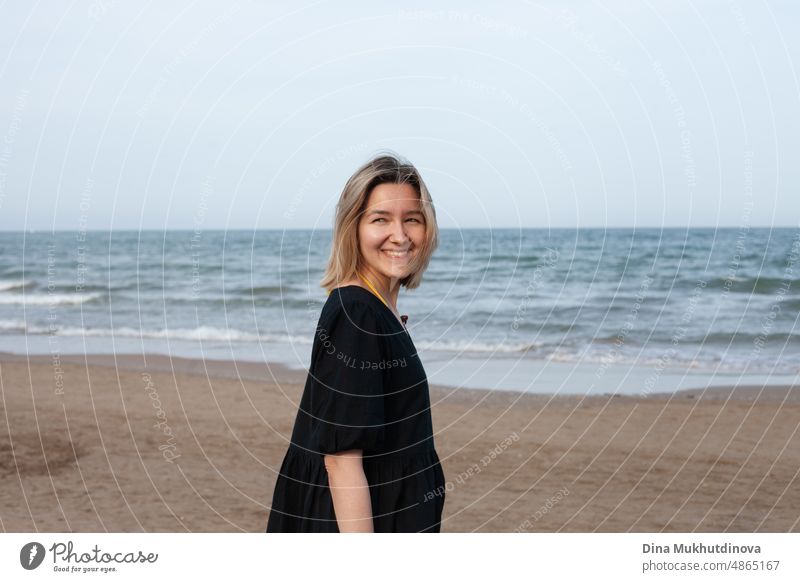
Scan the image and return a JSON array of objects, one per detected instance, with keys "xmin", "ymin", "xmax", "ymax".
[{"xmin": 308, "ymin": 300, "xmax": 387, "ymax": 455}]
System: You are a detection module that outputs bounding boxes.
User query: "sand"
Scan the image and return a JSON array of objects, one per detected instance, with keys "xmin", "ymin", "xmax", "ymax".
[{"xmin": 1, "ymin": 351, "xmax": 798, "ymax": 532}]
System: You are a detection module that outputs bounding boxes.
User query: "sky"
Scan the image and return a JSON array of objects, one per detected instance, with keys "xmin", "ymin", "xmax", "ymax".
[{"xmin": 0, "ymin": 0, "xmax": 798, "ymax": 231}]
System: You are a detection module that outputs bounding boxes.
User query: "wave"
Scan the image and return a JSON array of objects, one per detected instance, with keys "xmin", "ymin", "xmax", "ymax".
[
  {"xmin": 590, "ymin": 335, "xmax": 628, "ymax": 345},
  {"xmin": 692, "ymin": 331, "xmax": 800, "ymax": 346},
  {"xmin": 512, "ymin": 321, "xmax": 582, "ymax": 333},
  {"xmin": 149, "ymin": 293, "xmax": 316, "ymax": 309},
  {"xmin": 232, "ymin": 285, "xmax": 295, "ymax": 296},
  {"xmin": 18, "ymin": 323, "xmax": 314, "ymax": 345},
  {"xmin": 0, "ymin": 279, "xmax": 36, "ymax": 291},
  {"xmin": 12, "ymin": 321, "xmax": 541, "ymax": 354},
  {"xmin": 415, "ymin": 338, "xmax": 543, "ymax": 354},
  {"xmin": 0, "ymin": 319, "xmax": 27, "ymax": 332},
  {"xmin": 0, "ymin": 268, "xmax": 26, "ymax": 279},
  {"xmin": 0, "ymin": 292, "xmax": 103, "ymax": 305},
  {"xmin": 45, "ymin": 282, "xmax": 136, "ymax": 293},
  {"xmin": 704, "ymin": 275, "xmax": 799, "ymax": 295}
]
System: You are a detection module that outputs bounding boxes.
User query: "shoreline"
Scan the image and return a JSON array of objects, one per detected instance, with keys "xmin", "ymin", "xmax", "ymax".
[{"xmin": 2, "ymin": 350, "xmax": 798, "ymax": 405}]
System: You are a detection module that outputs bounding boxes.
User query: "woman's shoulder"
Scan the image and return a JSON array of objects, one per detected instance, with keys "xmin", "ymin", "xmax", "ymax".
[
  {"xmin": 320, "ymin": 285, "xmax": 386, "ymax": 329},
  {"xmin": 324, "ymin": 285, "xmax": 382, "ymax": 311}
]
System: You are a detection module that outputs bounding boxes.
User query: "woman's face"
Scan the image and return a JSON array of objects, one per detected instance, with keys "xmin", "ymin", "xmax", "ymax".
[{"xmin": 357, "ymin": 182, "xmax": 426, "ymax": 286}]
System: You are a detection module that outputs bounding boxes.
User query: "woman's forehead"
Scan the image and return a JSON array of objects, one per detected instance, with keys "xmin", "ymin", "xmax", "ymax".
[{"xmin": 366, "ymin": 183, "xmax": 420, "ymax": 207}]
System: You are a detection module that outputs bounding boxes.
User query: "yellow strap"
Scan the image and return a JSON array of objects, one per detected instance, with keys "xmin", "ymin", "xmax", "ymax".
[{"xmin": 358, "ymin": 272, "xmax": 389, "ymax": 308}]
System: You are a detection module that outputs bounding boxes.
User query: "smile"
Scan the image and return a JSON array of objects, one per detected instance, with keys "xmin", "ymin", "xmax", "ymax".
[{"xmin": 382, "ymin": 249, "xmax": 410, "ymax": 259}]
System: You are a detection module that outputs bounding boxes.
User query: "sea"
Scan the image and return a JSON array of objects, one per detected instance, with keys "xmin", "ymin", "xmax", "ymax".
[{"xmin": 1, "ymin": 227, "xmax": 798, "ymax": 396}]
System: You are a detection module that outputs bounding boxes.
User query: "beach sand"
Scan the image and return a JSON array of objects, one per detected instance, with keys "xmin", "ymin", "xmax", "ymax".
[{"xmin": 1, "ymin": 351, "xmax": 798, "ymax": 532}]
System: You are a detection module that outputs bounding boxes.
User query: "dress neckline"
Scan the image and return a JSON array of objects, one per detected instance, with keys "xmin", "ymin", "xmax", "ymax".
[{"xmin": 332, "ymin": 284, "xmax": 410, "ymax": 334}]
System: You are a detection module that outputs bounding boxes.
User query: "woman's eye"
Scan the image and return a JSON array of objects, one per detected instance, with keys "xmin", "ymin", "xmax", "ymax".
[{"xmin": 371, "ymin": 217, "xmax": 421, "ymax": 223}]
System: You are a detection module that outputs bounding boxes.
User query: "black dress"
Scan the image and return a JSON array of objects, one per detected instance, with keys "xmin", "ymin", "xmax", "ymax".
[{"xmin": 266, "ymin": 285, "xmax": 446, "ymax": 533}]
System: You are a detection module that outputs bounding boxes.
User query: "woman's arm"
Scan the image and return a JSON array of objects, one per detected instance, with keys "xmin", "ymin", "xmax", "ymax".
[{"xmin": 323, "ymin": 449, "xmax": 374, "ymax": 533}]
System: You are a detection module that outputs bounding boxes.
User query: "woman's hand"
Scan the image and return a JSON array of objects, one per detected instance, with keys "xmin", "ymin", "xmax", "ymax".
[{"xmin": 323, "ymin": 449, "xmax": 374, "ymax": 533}]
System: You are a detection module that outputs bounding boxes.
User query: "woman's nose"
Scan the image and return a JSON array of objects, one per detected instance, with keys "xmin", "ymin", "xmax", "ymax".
[{"xmin": 389, "ymin": 220, "xmax": 410, "ymax": 243}]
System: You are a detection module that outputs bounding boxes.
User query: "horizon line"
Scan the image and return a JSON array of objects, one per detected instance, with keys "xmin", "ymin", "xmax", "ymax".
[{"xmin": 1, "ymin": 225, "xmax": 798, "ymax": 233}]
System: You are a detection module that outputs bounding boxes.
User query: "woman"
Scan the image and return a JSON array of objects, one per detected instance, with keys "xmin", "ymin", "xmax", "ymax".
[{"xmin": 266, "ymin": 152, "xmax": 446, "ymax": 533}]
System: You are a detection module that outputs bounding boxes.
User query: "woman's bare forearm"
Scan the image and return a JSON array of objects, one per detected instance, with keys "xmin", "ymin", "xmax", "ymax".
[{"xmin": 323, "ymin": 450, "xmax": 374, "ymax": 533}]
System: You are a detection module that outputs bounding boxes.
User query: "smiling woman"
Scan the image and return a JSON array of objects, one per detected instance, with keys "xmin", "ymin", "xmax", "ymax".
[
  {"xmin": 265, "ymin": 152, "xmax": 446, "ymax": 533},
  {"xmin": 320, "ymin": 153, "xmax": 439, "ymax": 298}
]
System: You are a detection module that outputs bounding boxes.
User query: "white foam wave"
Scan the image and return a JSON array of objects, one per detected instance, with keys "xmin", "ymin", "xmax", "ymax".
[
  {"xmin": 416, "ymin": 338, "xmax": 541, "ymax": 353},
  {"xmin": 0, "ymin": 319, "xmax": 28, "ymax": 332},
  {"xmin": 0, "ymin": 292, "xmax": 102, "ymax": 305},
  {"xmin": 0, "ymin": 279, "xmax": 32, "ymax": 291},
  {"xmin": 22, "ymin": 323, "xmax": 314, "ymax": 345}
]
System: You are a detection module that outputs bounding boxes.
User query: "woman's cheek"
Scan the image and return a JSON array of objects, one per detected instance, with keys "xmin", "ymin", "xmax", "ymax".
[{"xmin": 361, "ymin": 230, "xmax": 382, "ymax": 248}]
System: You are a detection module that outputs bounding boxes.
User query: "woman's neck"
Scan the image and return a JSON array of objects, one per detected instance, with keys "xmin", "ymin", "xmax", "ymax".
[{"xmin": 357, "ymin": 268, "xmax": 400, "ymax": 312}]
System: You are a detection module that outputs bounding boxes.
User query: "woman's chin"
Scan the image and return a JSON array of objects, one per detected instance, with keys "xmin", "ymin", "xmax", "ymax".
[
  {"xmin": 366, "ymin": 254, "xmax": 415, "ymax": 280},
  {"xmin": 380, "ymin": 264, "xmax": 411, "ymax": 280}
]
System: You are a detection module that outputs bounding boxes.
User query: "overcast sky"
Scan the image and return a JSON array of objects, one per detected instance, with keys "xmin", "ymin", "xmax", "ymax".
[{"xmin": 0, "ymin": 0, "xmax": 798, "ymax": 231}]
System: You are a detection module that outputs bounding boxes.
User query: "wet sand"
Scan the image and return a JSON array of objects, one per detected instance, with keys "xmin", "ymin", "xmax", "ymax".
[{"xmin": 1, "ymin": 352, "xmax": 798, "ymax": 532}]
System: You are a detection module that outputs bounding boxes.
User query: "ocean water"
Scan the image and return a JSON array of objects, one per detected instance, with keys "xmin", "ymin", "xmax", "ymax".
[{"xmin": 1, "ymin": 228, "xmax": 798, "ymax": 394}]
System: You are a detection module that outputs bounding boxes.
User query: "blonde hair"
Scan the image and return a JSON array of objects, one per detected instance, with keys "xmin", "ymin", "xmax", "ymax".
[{"xmin": 320, "ymin": 151, "xmax": 439, "ymax": 293}]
